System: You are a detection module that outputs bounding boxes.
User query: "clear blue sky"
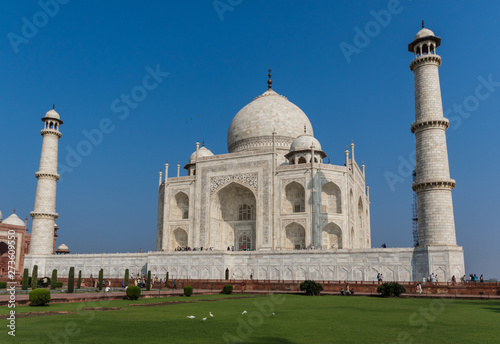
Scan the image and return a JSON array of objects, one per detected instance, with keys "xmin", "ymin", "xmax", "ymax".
[{"xmin": 1, "ymin": 1, "xmax": 498, "ymax": 279}]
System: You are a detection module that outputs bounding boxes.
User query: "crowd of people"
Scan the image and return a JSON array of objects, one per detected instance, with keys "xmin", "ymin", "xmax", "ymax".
[{"xmin": 174, "ymin": 246, "xmax": 215, "ymax": 251}]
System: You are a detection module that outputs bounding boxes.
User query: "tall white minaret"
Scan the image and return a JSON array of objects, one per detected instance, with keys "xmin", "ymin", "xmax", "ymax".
[
  {"xmin": 409, "ymin": 23, "xmax": 457, "ymax": 247},
  {"xmin": 30, "ymin": 107, "xmax": 63, "ymax": 255}
]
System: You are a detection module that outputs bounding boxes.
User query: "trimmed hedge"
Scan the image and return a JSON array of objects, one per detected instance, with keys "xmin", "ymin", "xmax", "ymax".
[
  {"xmin": 37, "ymin": 277, "xmax": 51, "ymax": 288},
  {"xmin": 126, "ymin": 286, "xmax": 141, "ymax": 300},
  {"xmin": 56, "ymin": 281, "xmax": 63, "ymax": 288},
  {"xmin": 22, "ymin": 268, "xmax": 29, "ymax": 290},
  {"xmin": 300, "ymin": 280, "xmax": 323, "ymax": 296},
  {"xmin": 98, "ymin": 269, "xmax": 104, "ymax": 291},
  {"xmin": 165, "ymin": 272, "xmax": 169, "ymax": 287},
  {"xmin": 68, "ymin": 267, "xmax": 75, "ymax": 293},
  {"xmin": 124, "ymin": 269, "xmax": 129, "ymax": 287},
  {"xmin": 222, "ymin": 284, "xmax": 233, "ymax": 294},
  {"xmin": 77, "ymin": 270, "xmax": 82, "ymax": 289},
  {"xmin": 0, "ymin": 282, "xmax": 6, "ymax": 289},
  {"xmin": 31, "ymin": 265, "xmax": 38, "ymax": 290},
  {"xmin": 146, "ymin": 270, "xmax": 151, "ymax": 291},
  {"xmin": 51, "ymin": 269, "xmax": 58, "ymax": 289},
  {"xmin": 29, "ymin": 288, "xmax": 51, "ymax": 306},
  {"xmin": 377, "ymin": 282, "xmax": 406, "ymax": 297},
  {"xmin": 184, "ymin": 285, "xmax": 193, "ymax": 297}
]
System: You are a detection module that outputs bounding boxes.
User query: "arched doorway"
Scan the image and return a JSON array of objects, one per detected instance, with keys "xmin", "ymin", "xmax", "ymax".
[
  {"xmin": 211, "ymin": 182, "xmax": 256, "ymax": 250},
  {"xmin": 283, "ymin": 182, "xmax": 305, "ymax": 213},
  {"xmin": 171, "ymin": 228, "xmax": 188, "ymax": 249},
  {"xmin": 284, "ymin": 222, "xmax": 305, "ymax": 250},
  {"xmin": 322, "ymin": 223, "xmax": 342, "ymax": 249}
]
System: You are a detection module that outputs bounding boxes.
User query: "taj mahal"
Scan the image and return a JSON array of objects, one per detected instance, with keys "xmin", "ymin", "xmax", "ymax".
[{"xmin": 18, "ymin": 25, "xmax": 465, "ymax": 282}]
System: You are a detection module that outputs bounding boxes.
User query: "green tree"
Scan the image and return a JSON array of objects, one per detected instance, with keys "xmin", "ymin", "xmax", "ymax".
[
  {"xmin": 299, "ymin": 280, "xmax": 323, "ymax": 296},
  {"xmin": 146, "ymin": 270, "xmax": 151, "ymax": 291},
  {"xmin": 68, "ymin": 267, "xmax": 75, "ymax": 293},
  {"xmin": 77, "ymin": 270, "xmax": 82, "ymax": 289},
  {"xmin": 124, "ymin": 269, "xmax": 129, "ymax": 287},
  {"xmin": 31, "ymin": 265, "xmax": 38, "ymax": 290},
  {"xmin": 21, "ymin": 268, "xmax": 29, "ymax": 290},
  {"xmin": 98, "ymin": 268, "xmax": 104, "ymax": 291},
  {"xmin": 165, "ymin": 272, "xmax": 169, "ymax": 288},
  {"xmin": 51, "ymin": 269, "xmax": 58, "ymax": 289}
]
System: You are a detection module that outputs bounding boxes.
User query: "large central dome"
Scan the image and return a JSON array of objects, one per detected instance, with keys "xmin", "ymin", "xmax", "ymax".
[{"xmin": 227, "ymin": 88, "xmax": 313, "ymax": 153}]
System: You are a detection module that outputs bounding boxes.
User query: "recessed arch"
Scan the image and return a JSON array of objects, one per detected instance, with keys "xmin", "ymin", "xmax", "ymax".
[
  {"xmin": 321, "ymin": 182, "xmax": 342, "ymax": 214},
  {"xmin": 284, "ymin": 222, "xmax": 305, "ymax": 250},
  {"xmin": 322, "ymin": 223, "xmax": 342, "ymax": 249},
  {"xmin": 283, "ymin": 181, "xmax": 305, "ymax": 213},
  {"xmin": 210, "ymin": 182, "xmax": 256, "ymax": 250},
  {"xmin": 358, "ymin": 197, "xmax": 364, "ymax": 248},
  {"xmin": 172, "ymin": 228, "xmax": 188, "ymax": 249},
  {"xmin": 171, "ymin": 191, "xmax": 189, "ymax": 220}
]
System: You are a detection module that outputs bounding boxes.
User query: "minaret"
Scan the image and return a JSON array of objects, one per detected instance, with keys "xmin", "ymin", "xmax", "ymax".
[
  {"xmin": 30, "ymin": 107, "xmax": 63, "ymax": 255},
  {"xmin": 409, "ymin": 24, "xmax": 457, "ymax": 247}
]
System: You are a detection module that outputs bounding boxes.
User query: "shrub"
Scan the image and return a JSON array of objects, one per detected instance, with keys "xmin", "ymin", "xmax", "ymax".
[
  {"xmin": 124, "ymin": 269, "xmax": 129, "ymax": 287},
  {"xmin": 377, "ymin": 282, "xmax": 406, "ymax": 297},
  {"xmin": 51, "ymin": 269, "xmax": 58, "ymax": 289},
  {"xmin": 98, "ymin": 269, "xmax": 104, "ymax": 291},
  {"xmin": 77, "ymin": 270, "xmax": 82, "ymax": 289},
  {"xmin": 56, "ymin": 281, "xmax": 63, "ymax": 288},
  {"xmin": 300, "ymin": 280, "xmax": 323, "ymax": 296},
  {"xmin": 184, "ymin": 285, "xmax": 193, "ymax": 297},
  {"xmin": 126, "ymin": 286, "xmax": 141, "ymax": 300},
  {"xmin": 37, "ymin": 277, "xmax": 51, "ymax": 288},
  {"xmin": 165, "ymin": 272, "xmax": 169, "ymax": 287},
  {"xmin": 29, "ymin": 288, "xmax": 51, "ymax": 306},
  {"xmin": 0, "ymin": 282, "xmax": 6, "ymax": 289},
  {"xmin": 222, "ymin": 284, "xmax": 233, "ymax": 294},
  {"xmin": 31, "ymin": 265, "xmax": 38, "ymax": 290},
  {"xmin": 22, "ymin": 269, "xmax": 29, "ymax": 290},
  {"xmin": 68, "ymin": 267, "xmax": 75, "ymax": 293},
  {"xmin": 146, "ymin": 270, "xmax": 151, "ymax": 291}
]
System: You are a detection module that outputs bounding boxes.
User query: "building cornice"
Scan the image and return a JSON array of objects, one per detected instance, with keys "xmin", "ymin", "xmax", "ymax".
[
  {"xmin": 410, "ymin": 118, "xmax": 449, "ymax": 133},
  {"xmin": 410, "ymin": 54, "xmax": 442, "ymax": 71}
]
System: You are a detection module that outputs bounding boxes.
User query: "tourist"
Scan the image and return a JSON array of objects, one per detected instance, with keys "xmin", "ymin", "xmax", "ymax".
[
  {"xmin": 232, "ymin": 273, "xmax": 236, "ymax": 280},
  {"xmin": 345, "ymin": 283, "xmax": 350, "ymax": 295},
  {"xmin": 250, "ymin": 273, "xmax": 253, "ymax": 280},
  {"xmin": 173, "ymin": 280, "xmax": 177, "ymax": 289},
  {"xmin": 241, "ymin": 281, "xmax": 246, "ymax": 293},
  {"xmin": 377, "ymin": 273, "xmax": 381, "ymax": 283},
  {"xmin": 451, "ymin": 275, "xmax": 456, "ymax": 284},
  {"xmin": 380, "ymin": 274, "xmax": 383, "ymax": 282},
  {"xmin": 480, "ymin": 274, "xmax": 484, "ymax": 283},
  {"xmin": 350, "ymin": 288, "xmax": 355, "ymax": 295},
  {"xmin": 340, "ymin": 288, "xmax": 344, "ymax": 295},
  {"xmin": 227, "ymin": 246, "xmax": 230, "ymax": 251}
]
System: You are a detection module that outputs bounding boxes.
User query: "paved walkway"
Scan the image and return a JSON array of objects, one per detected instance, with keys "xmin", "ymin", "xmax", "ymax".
[{"xmin": 1, "ymin": 288, "xmax": 499, "ymax": 306}]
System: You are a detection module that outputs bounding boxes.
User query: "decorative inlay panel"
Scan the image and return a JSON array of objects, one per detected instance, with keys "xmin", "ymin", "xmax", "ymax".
[{"xmin": 210, "ymin": 172, "xmax": 258, "ymax": 195}]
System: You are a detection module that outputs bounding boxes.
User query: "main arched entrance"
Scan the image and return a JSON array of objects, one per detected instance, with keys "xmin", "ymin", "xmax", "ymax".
[{"xmin": 211, "ymin": 182, "xmax": 256, "ymax": 250}]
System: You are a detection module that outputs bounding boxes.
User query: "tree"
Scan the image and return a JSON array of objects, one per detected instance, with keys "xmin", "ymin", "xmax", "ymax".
[
  {"xmin": 68, "ymin": 267, "xmax": 75, "ymax": 293},
  {"xmin": 165, "ymin": 272, "xmax": 169, "ymax": 288},
  {"xmin": 124, "ymin": 269, "xmax": 129, "ymax": 287},
  {"xmin": 98, "ymin": 268, "xmax": 104, "ymax": 291},
  {"xmin": 146, "ymin": 270, "xmax": 151, "ymax": 291},
  {"xmin": 51, "ymin": 269, "xmax": 58, "ymax": 289},
  {"xmin": 77, "ymin": 270, "xmax": 82, "ymax": 289},
  {"xmin": 21, "ymin": 268, "xmax": 29, "ymax": 290},
  {"xmin": 31, "ymin": 265, "xmax": 38, "ymax": 290}
]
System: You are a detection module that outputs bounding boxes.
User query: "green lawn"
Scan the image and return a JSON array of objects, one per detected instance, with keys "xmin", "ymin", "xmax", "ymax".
[{"xmin": 2, "ymin": 294, "xmax": 499, "ymax": 343}]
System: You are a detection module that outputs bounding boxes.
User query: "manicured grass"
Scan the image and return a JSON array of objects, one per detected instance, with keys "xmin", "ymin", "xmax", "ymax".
[{"xmin": 2, "ymin": 294, "xmax": 499, "ymax": 343}]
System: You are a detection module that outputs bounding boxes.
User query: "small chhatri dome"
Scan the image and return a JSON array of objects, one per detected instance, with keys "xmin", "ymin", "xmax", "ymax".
[
  {"xmin": 414, "ymin": 27, "xmax": 435, "ymax": 40},
  {"xmin": 289, "ymin": 134, "xmax": 322, "ymax": 152},
  {"xmin": 44, "ymin": 108, "xmax": 60, "ymax": 120},
  {"xmin": 189, "ymin": 146, "xmax": 214, "ymax": 163},
  {"xmin": 3, "ymin": 212, "xmax": 25, "ymax": 226},
  {"xmin": 57, "ymin": 243, "xmax": 69, "ymax": 251}
]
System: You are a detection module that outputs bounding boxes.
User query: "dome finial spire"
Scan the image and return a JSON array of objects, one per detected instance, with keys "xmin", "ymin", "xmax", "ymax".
[
  {"xmin": 422, "ymin": 20, "xmax": 424, "ymax": 28},
  {"xmin": 267, "ymin": 68, "xmax": 272, "ymax": 89},
  {"xmin": 53, "ymin": 104, "xmax": 55, "ymax": 110}
]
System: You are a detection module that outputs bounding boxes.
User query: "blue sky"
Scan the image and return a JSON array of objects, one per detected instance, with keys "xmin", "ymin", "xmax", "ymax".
[{"xmin": 1, "ymin": 1, "xmax": 498, "ymax": 278}]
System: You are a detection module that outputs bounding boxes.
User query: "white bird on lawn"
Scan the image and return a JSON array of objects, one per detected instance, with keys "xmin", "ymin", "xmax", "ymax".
[
  {"xmin": 209, "ymin": 312, "xmax": 214, "ymax": 318},
  {"xmin": 202, "ymin": 317, "xmax": 207, "ymax": 321},
  {"xmin": 242, "ymin": 311, "xmax": 247, "ymax": 315},
  {"xmin": 187, "ymin": 316, "xmax": 195, "ymax": 319}
]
